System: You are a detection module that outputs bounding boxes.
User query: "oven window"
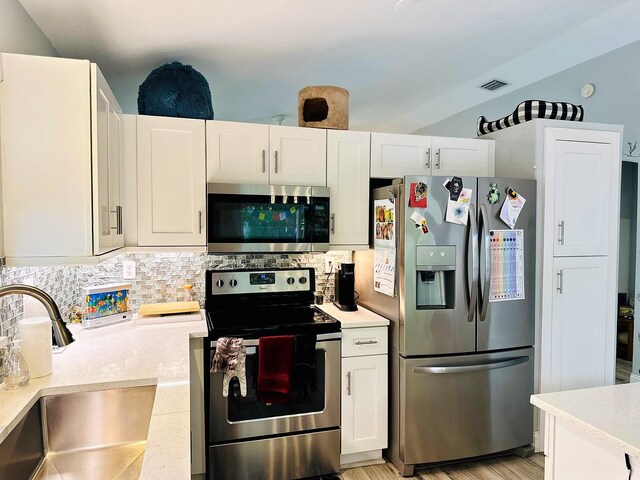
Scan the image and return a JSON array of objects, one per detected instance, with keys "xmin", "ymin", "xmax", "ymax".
[{"xmin": 225, "ymin": 350, "xmax": 326, "ymax": 421}]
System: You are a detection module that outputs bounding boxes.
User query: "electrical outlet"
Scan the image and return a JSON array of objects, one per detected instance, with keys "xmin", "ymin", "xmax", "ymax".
[
  {"xmin": 325, "ymin": 257, "xmax": 334, "ymax": 273},
  {"xmin": 122, "ymin": 260, "xmax": 136, "ymax": 280}
]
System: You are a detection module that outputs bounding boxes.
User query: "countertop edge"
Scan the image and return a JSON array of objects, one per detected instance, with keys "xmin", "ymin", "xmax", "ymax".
[{"xmin": 531, "ymin": 394, "xmax": 640, "ymax": 458}]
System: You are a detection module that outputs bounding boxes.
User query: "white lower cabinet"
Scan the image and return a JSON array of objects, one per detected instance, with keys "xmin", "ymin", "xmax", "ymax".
[
  {"xmin": 544, "ymin": 413, "xmax": 638, "ymax": 480},
  {"xmin": 549, "ymin": 256, "xmax": 609, "ymax": 392},
  {"xmin": 341, "ymin": 327, "xmax": 388, "ymax": 464}
]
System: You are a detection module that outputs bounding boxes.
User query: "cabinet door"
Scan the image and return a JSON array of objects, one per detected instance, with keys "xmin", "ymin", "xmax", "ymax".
[
  {"xmin": 370, "ymin": 133, "xmax": 431, "ymax": 178},
  {"xmin": 269, "ymin": 125, "xmax": 327, "ymax": 186},
  {"xmin": 207, "ymin": 121, "xmax": 269, "ymax": 184},
  {"xmin": 550, "ymin": 256, "xmax": 608, "ymax": 392},
  {"xmin": 431, "ymin": 137, "xmax": 493, "ymax": 177},
  {"xmin": 327, "ymin": 131, "xmax": 370, "ymax": 246},
  {"xmin": 92, "ymin": 65, "xmax": 123, "ymax": 254},
  {"xmin": 552, "ymin": 140, "xmax": 611, "ymax": 256},
  {"xmin": 341, "ymin": 355, "xmax": 388, "ymax": 455},
  {"xmin": 137, "ymin": 116, "xmax": 206, "ymax": 246}
]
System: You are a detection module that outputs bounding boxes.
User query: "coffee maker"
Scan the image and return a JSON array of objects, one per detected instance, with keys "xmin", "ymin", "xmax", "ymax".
[{"xmin": 334, "ymin": 262, "xmax": 357, "ymax": 311}]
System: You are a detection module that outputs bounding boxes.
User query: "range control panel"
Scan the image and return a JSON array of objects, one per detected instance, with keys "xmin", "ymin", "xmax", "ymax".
[{"xmin": 208, "ymin": 269, "xmax": 312, "ymax": 295}]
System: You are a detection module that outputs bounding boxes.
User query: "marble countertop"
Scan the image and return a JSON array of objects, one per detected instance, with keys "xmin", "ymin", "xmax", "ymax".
[
  {"xmin": 317, "ymin": 303, "xmax": 390, "ymax": 328},
  {"xmin": 531, "ymin": 382, "xmax": 640, "ymax": 457},
  {"xmin": 0, "ymin": 314, "xmax": 207, "ymax": 479}
]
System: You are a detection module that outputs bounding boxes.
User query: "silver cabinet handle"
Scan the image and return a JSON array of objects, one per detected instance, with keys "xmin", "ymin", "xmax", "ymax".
[
  {"xmin": 412, "ymin": 356, "xmax": 529, "ymax": 374},
  {"xmin": 110, "ymin": 206, "xmax": 123, "ymax": 234},
  {"xmin": 198, "ymin": 210, "xmax": 203, "ymax": 234},
  {"xmin": 354, "ymin": 339, "xmax": 378, "ymax": 345},
  {"xmin": 274, "ymin": 151, "xmax": 279, "ymax": 173},
  {"xmin": 425, "ymin": 148, "xmax": 431, "ymax": 168},
  {"xmin": 261, "ymin": 150, "xmax": 266, "ymax": 173},
  {"xmin": 557, "ymin": 270, "xmax": 563, "ymax": 294},
  {"xmin": 435, "ymin": 148, "xmax": 441, "ymax": 169},
  {"xmin": 347, "ymin": 371, "xmax": 351, "ymax": 395},
  {"xmin": 558, "ymin": 220, "xmax": 565, "ymax": 245},
  {"xmin": 331, "ymin": 214, "xmax": 335, "ymax": 234}
]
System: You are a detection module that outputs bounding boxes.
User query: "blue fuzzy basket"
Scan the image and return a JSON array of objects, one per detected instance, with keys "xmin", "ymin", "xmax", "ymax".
[{"xmin": 137, "ymin": 61, "xmax": 214, "ymax": 120}]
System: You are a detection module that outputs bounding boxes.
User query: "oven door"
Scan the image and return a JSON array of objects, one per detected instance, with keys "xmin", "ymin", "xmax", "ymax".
[
  {"xmin": 208, "ymin": 335, "xmax": 340, "ymax": 443},
  {"xmin": 207, "ymin": 183, "xmax": 330, "ymax": 253}
]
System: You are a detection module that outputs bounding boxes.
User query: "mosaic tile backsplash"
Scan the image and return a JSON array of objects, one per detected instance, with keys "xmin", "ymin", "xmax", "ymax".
[{"xmin": 0, "ymin": 251, "xmax": 352, "ymax": 339}]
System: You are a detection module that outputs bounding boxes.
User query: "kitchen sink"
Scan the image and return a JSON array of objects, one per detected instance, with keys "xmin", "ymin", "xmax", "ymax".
[{"xmin": 0, "ymin": 385, "xmax": 157, "ymax": 480}]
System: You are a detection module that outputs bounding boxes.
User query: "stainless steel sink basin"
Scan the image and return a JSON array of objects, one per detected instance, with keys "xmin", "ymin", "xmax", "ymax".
[{"xmin": 0, "ymin": 385, "xmax": 157, "ymax": 480}]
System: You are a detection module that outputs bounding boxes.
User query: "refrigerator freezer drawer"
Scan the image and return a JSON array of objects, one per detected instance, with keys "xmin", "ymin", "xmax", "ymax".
[{"xmin": 400, "ymin": 348, "xmax": 533, "ymax": 465}]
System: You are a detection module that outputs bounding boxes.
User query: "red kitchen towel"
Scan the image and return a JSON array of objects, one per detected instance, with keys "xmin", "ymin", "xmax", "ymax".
[{"xmin": 257, "ymin": 335, "xmax": 294, "ymax": 403}]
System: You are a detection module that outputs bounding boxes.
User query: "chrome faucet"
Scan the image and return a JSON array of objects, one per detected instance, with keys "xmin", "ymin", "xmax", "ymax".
[{"xmin": 0, "ymin": 284, "xmax": 74, "ymax": 347}]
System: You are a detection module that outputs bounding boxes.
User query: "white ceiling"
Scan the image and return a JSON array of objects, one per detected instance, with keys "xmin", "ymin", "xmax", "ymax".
[{"xmin": 19, "ymin": 0, "xmax": 640, "ymax": 132}]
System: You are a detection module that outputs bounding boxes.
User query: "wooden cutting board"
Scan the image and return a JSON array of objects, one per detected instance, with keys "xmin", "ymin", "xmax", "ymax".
[{"xmin": 138, "ymin": 301, "xmax": 200, "ymax": 316}]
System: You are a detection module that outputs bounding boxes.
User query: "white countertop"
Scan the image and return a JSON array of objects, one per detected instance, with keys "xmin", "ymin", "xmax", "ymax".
[
  {"xmin": 317, "ymin": 303, "xmax": 390, "ymax": 328},
  {"xmin": 0, "ymin": 314, "xmax": 207, "ymax": 479},
  {"xmin": 531, "ymin": 382, "xmax": 640, "ymax": 457}
]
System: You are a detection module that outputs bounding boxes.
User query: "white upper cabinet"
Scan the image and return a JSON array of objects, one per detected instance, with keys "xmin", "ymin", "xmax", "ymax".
[
  {"xmin": 207, "ymin": 121, "xmax": 269, "ymax": 184},
  {"xmin": 92, "ymin": 65, "xmax": 124, "ymax": 254},
  {"xmin": 137, "ymin": 116, "xmax": 206, "ymax": 246},
  {"xmin": 370, "ymin": 133, "xmax": 432, "ymax": 178},
  {"xmin": 207, "ymin": 122, "xmax": 327, "ymax": 186},
  {"xmin": 431, "ymin": 136, "xmax": 493, "ymax": 177},
  {"xmin": 327, "ymin": 130, "xmax": 370, "ymax": 247},
  {"xmin": 371, "ymin": 133, "xmax": 494, "ymax": 178},
  {"xmin": 549, "ymin": 138, "xmax": 611, "ymax": 257},
  {"xmin": 0, "ymin": 53, "xmax": 123, "ymax": 259},
  {"xmin": 269, "ymin": 125, "xmax": 327, "ymax": 186}
]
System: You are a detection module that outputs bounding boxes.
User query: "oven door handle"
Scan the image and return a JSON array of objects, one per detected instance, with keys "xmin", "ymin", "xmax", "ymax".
[{"xmin": 210, "ymin": 332, "xmax": 341, "ymax": 348}]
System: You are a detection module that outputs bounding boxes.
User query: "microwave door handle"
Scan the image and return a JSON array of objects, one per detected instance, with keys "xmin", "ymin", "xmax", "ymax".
[
  {"xmin": 479, "ymin": 204, "xmax": 491, "ymax": 321},
  {"xmin": 466, "ymin": 203, "xmax": 479, "ymax": 323}
]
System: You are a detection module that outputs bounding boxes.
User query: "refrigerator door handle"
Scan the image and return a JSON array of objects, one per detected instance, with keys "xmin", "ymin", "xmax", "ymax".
[
  {"xmin": 479, "ymin": 204, "xmax": 491, "ymax": 321},
  {"xmin": 466, "ymin": 203, "xmax": 479, "ymax": 323},
  {"xmin": 412, "ymin": 356, "xmax": 529, "ymax": 375}
]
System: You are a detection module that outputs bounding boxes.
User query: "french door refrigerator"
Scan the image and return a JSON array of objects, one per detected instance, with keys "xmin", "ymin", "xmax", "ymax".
[{"xmin": 354, "ymin": 175, "xmax": 536, "ymax": 476}]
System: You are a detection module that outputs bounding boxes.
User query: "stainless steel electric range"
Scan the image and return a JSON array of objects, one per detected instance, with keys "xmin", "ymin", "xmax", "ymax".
[{"xmin": 204, "ymin": 267, "xmax": 341, "ymax": 480}]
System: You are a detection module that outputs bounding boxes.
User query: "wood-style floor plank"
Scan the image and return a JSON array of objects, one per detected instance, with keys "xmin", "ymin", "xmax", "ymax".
[
  {"xmin": 341, "ymin": 454, "xmax": 544, "ymax": 480},
  {"xmin": 484, "ymin": 456, "xmax": 543, "ymax": 480},
  {"xmin": 362, "ymin": 462, "xmax": 406, "ymax": 479},
  {"xmin": 341, "ymin": 466, "xmax": 373, "ymax": 480}
]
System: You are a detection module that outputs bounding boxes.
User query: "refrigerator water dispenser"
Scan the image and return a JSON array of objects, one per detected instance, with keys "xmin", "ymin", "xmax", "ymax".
[{"xmin": 416, "ymin": 245, "xmax": 456, "ymax": 309}]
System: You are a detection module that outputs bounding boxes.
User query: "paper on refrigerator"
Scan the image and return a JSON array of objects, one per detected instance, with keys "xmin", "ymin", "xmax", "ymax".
[{"xmin": 373, "ymin": 198, "xmax": 396, "ymax": 297}]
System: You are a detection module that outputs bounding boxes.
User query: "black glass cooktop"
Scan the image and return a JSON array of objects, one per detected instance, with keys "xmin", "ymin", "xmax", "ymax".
[{"xmin": 206, "ymin": 305, "xmax": 340, "ymax": 339}]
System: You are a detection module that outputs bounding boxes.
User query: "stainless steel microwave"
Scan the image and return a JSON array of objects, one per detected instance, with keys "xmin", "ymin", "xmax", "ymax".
[{"xmin": 207, "ymin": 184, "xmax": 330, "ymax": 253}]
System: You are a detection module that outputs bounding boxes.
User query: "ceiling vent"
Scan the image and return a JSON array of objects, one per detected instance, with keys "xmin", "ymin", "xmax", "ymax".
[{"xmin": 479, "ymin": 79, "xmax": 509, "ymax": 91}]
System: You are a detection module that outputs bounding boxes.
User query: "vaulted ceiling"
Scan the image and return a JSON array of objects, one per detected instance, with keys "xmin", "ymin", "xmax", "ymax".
[{"xmin": 19, "ymin": 0, "xmax": 640, "ymax": 132}]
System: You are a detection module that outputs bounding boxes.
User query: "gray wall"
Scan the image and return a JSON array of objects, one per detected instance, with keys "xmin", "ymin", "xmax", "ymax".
[
  {"xmin": 413, "ymin": 39, "xmax": 640, "ymax": 154},
  {"xmin": 0, "ymin": 0, "xmax": 57, "ymax": 56}
]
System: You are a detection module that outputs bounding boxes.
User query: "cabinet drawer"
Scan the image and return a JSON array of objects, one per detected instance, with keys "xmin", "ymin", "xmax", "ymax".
[{"xmin": 342, "ymin": 327, "xmax": 388, "ymax": 357}]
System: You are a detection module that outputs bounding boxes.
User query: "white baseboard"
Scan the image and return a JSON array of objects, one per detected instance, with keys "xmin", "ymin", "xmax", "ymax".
[
  {"xmin": 533, "ymin": 430, "xmax": 543, "ymax": 453},
  {"xmin": 340, "ymin": 450, "xmax": 385, "ymax": 468},
  {"xmin": 630, "ymin": 373, "xmax": 640, "ymax": 383}
]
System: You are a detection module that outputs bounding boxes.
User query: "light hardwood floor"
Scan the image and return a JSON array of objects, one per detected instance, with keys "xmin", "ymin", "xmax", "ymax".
[
  {"xmin": 340, "ymin": 454, "xmax": 544, "ymax": 480},
  {"xmin": 616, "ymin": 358, "xmax": 632, "ymax": 384}
]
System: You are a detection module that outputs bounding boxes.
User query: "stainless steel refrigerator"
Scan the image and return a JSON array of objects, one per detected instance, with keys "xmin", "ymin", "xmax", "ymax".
[{"xmin": 354, "ymin": 175, "xmax": 536, "ymax": 476}]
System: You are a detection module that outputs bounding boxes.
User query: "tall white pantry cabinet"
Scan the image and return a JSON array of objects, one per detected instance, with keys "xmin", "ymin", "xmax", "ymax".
[
  {"xmin": 0, "ymin": 53, "xmax": 124, "ymax": 260},
  {"xmin": 486, "ymin": 120, "xmax": 622, "ymax": 447}
]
